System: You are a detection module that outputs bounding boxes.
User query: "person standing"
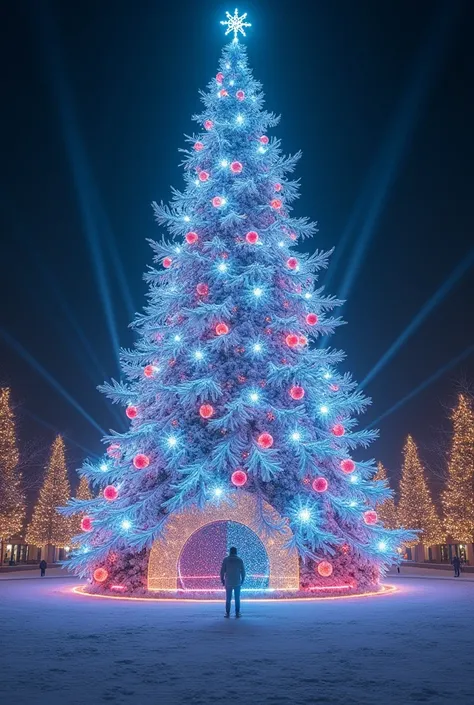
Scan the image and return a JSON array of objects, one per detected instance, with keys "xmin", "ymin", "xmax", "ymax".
[
  {"xmin": 220, "ymin": 547, "xmax": 245, "ymax": 618},
  {"xmin": 39, "ymin": 559, "xmax": 47, "ymax": 577},
  {"xmin": 452, "ymin": 555, "xmax": 461, "ymax": 577}
]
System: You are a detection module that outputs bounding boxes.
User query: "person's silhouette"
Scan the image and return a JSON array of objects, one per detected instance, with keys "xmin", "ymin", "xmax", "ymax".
[{"xmin": 220, "ymin": 547, "xmax": 245, "ymax": 618}]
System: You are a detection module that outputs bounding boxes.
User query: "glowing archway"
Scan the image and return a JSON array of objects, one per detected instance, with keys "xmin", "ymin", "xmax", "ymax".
[{"xmin": 148, "ymin": 492, "xmax": 299, "ymax": 591}]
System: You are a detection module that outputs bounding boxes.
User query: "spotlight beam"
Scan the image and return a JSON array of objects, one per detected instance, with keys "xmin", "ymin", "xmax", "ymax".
[
  {"xmin": 360, "ymin": 249, "xmax": 474, "ymax": 389},
  {"xmin": 0, "ymin": 327, "xmax": 105, "ymax": 435},
  {"xmin": 20, "ymin": 407, "xmax": 100, "ymax": 459},
  {"xmin": 366, "ymin": 345, "xmax": 474, "ymax": 429}
]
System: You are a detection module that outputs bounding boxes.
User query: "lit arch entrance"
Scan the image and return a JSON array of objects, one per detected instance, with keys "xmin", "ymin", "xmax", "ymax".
[{"xmin": 148, "ymin": 492, "xmax": 299, "ymax": 591}]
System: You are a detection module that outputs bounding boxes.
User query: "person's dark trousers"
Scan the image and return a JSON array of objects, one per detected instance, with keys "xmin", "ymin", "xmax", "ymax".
[
  {"xmin": 225, "ymin": 586, "xmax": 241, "ymax": 615},
  {"xmin": 41, "ymin": 569, "xmax": 45, "ymax": 577},
  {"xmin": 454, "ymin": 567, "xmax": 460, "ymax": 577}
]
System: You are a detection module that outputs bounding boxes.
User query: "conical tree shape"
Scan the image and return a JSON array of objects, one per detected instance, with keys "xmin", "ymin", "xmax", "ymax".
[
  {"xmin": 63, "ymin": 29, "xmax": 414, "ymax": 590},
  {"xmin": 373, "ymin": 462, "xmax": 398, "ymax": 529},
  {"xmin": 442, "ymin": 394, "xmax": 474, "ymax": 542},
  {"xmin": 398, "ymin": 436, "xmax": 444, "ymax": 546},
  {"xmin": 76, "ymin": 476, "xmax": 93, "ymax": 501},
  {"xmin": 0, "ymin": 388, "xmax": 25, "ymax": 542},
  {"xmin": 26, "ymin": 436, "xmax": 73, "ymax": 547}
]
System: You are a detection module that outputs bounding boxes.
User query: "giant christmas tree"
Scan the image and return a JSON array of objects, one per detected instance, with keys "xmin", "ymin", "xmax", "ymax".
[{"xmin": 64, "ymin": 12, "xmax": 414, "ymax": 597}]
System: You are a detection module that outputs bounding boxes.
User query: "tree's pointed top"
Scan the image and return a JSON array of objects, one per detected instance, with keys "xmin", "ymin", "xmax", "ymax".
[{"xmin": 220, "ymin": 8, "xmax": 251, "ymax": 42}]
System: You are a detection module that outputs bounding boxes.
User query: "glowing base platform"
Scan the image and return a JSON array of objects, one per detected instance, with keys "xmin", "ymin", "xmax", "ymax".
[{"xmin": 72, "ymin": 583, "xmax": 397, "ymax": 602}]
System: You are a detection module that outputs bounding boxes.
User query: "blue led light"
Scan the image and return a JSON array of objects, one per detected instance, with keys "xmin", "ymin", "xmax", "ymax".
[
  {"xmin": 121, "ymin": 519, "xmax": 132, "ymax": 531},
  {"xmin": 377, "ymin": 541, "xmax": 387, "ymax": 551},
  {"xmin": 252, "ymin": 287, "xmax": 264, "ymax": 298},
  {"xmin": 217, "ymin": 262, "xmax": 228, "ymax": 273},
  {"xmin": 320, "ymin": 405, "xmax": 329, "ymax": 415},
  {"xmin": 298, "ymin": 508, "xmax": 311, "ymax": 522},
  {"xmin": 99, "ymin": 463, "xmax": 108, "ymax": 472},
  {"xmin": 193, "ymin": 350, "xmax": 204, "ymax": 361},
  {"xmin": 167, "ymin": 435, "xmax": 178, "ymax": 448},
  {"xmin": 291, "ymin": 431, "xmax": 301, "ymax": 442}
]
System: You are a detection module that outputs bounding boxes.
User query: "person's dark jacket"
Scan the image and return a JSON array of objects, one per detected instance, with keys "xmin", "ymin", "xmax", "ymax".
[
  {"xmin": 39, "ymin": 560, "xmax": 47, "ymax": 570},
  {"xmin": 452, "ymin": 556, "xmax": 461, "ymax": 567},
  {"xmin": 220, "ymin": 555, "xmax": 245, "ymax": 588}
]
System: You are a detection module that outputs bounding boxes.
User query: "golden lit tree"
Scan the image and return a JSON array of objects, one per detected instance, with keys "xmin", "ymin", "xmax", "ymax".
[
  {"xmin": 0, "ymin": 389, "xmax": 25, "ymax": 556},
  {"xmin": 26, "ymin": 435, "xmax": 73, "ymax": 548},
  {"xmin": 373, "ymin": 462, "xmax": 398, "ymax": 529},
  {"xmin": 398, "ymin": 435, "xmax": 444, "ymax": 546},
  {"xmin": 72, "ymin": 476, "xmax": 92, "ymax": 538},
  {"xmin": 442, "ymin": 394, "xmax": 474, "ymax": 542}
]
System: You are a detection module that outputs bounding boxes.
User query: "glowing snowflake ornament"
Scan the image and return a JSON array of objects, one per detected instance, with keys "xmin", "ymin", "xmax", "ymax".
[{"xmin": 221, "ymin": 8, "xmax": 251, "ymax": 42}]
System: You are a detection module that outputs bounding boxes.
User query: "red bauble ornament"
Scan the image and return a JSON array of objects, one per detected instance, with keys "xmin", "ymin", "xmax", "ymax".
[
  {"xmin": 260, "ymin": 135, "xmax": 269, "ymax": 144},
  {"xmin": 216, "ymin": 72, "xmax": 224, "ymax": 84},
  {"xmin": 107, "ymin": 443, "xmax": 121, "ymax": 458},
  {"xmin": 236, "ymin": 89, "xmax": 245, "ymax": 101},
  {"xmin": 186, "ymin": 231, "xmax": 199, "ymax": 244},
  {"xmin": 257, "ymin": 432, "xmax": 274, "ymax": 449},
  {"xmin": 196, "ymin": 282, "xmax": 209, "ymax": 296},
  {"xmin": 230, "ymin": 161, "xmax": 243, "ymax": 173},
  {"xmin": 215, "ymin": 322, "xmax": 229, "ymax": 336},
  {"xmin": 204, "ymin": 119, "xmax": 214, "ymax": 130},
  {"xmin": 212, "ymin": 196, "xmax": 224, "ymax": 207},
  {"xmin": 246, "ymin": 230, "xmax": 259, "ymax": 244},
  {"xmin": 219, "ymin": 89, "xmax": 228, "ymax": 97},
  {"xmin": 125, "ymin": 405, "xmax": 138, "ymax": 419},
  {"xmin": 317, "ymin": 561, "xmax": 333, "ymax": 577},
  {"xmin": 270, "ymin": 198, "xmax": 282, "ymax": 209},
  {"xmin": 299, "ymin": 335, "xmax": 308, "ymax": 346},
  {"xmin": 133, "ymin": 454, "xmax": 150, "ymax": 470},
  {"xmin": 194, "ymin": 141, "xmax": 204, "ymax": 151},
  {"xmin": 231, "ymin": 469, "xmax": 248, "ymax": 487},
  {"xmin": 81, "ymin": 516, "xmax": 93, "ymax": 532},
  {"xmin": 93, "ymin": 568, "xmax": 108, "ymax": 583},
  {"xmin": 287, "ymin": 257, "xmax": 299, "ymax": 270},
  {"xmin": 364, "ymin": 510, "xmax": 378, "ymax": 525},
  {"xmin": 199, "ymin": 171, "xmax": 210, "ymax": 182},
  {"xmin": 290, "ymin": 385, "xmax": 305, "ymax": 400},
  {"xmin": 285, "ymin": 334, "xmax": 299, "ymax": 348},
  {"xmin": 103, "ymin": 485, "xmax": 118, "ymax": 501},
  {"xmin": 312, "ymin": 477, "xmax": 329, "ymax": 493},
  {"xmin": 163, "ymin": 257, "xmax": 172, "ymax": 269},
  {"xmin": 199, "ymin": 404, "xmax": 214, "ymax": 419},
  {"xmin": 340, "ymin": 459, "xmax": 355, "ymax": 474},
  {"xmin": 330, "ymin": 384, "xmax": 340, "ymax": 392},
  {"xmin": 274, "ymin": 183, "xmax": 282, "ymax": 192},
  {"xmin": 144, "ymin": 364, "xmax": 155, "ymax": 378},
  {"xmin": 306, "ymin": 313, "xmax": 318, "ymax": 326},
  {"xmin": 332, "ymin": 424, "xmax": 345, "ymax": 437}
]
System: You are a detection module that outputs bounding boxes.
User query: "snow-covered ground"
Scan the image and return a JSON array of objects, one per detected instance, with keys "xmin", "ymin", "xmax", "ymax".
[{"xmin": 1, "ymin": 573, "xmax": 473, "ymax": 705}]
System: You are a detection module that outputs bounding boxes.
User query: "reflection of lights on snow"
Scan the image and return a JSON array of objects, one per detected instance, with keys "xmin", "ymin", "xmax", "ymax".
[
  {"xmin": 252, "ymin": 343, "xmax": 262, "ymax": 353},
  {"xmin": 217, "ymin": 262, "xmax": 228, "ymax": 273},
  {"xmin": 253, "ymin": 287, "xmax": 263, "ymax": 297},
  {"xmin": 183, "ymin": 215, "xmax": 191, "ymax": 222},
  {"xmin": 236, "ymin": 114, "xmax": 244, "ymax": 125},
  {"xmin": 298, "ymin": 509, "xmax": 311, "ymax": 522},
  {"xmin": 167, "ymin": 436, "xmax": 178, "ymax": 448},
  {"xmin": 193, "ymin": 350, "xmax": 204, "ymax": 360},
  {"xmin": 291, "ymin": 431, "xmax": 301, "ymax": 442},
  {"xmin": 320, "ymin": 405, "xmax": 329, "ymax": 415},
  {"xmin": 349, "ymin": 474, "xmax": 359, "ymax": 484},
  {"xmin": 220, "ymin": 159, "xmax": 229, "ymax": 167},
  {"xmin": 377, "ymin": 541, "xmax": 387, "ymax": 551},
  {"xmin": 121, "ymin": 519, "xmax": 132, "ymax": 531},
  {"xmin": 100, "ymin": 463, "xmax": 108, "ymax": 472}
]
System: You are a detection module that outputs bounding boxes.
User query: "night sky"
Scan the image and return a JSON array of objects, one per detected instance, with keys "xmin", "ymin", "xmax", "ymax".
[{"xmin": 1, "ymin": 0, "xmax": 473, "ymax": 492}]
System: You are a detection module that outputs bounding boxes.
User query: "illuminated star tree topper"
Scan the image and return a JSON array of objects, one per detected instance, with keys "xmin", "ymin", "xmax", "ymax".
[{"xmin": 220, "ymin": 8, "xmax": 251, "ymax": 41}]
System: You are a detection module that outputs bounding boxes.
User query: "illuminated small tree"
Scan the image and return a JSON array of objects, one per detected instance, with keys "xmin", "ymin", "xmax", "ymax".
[
  {"xmin": 26, "ymin": 436, "xmax": 73, "ymax": 549},
  {"xmin": 442, "ymin": 394, "xmax": 474, "ymax": 542},
  {"xmin": 373, "ymin": 462, "xmax": 398, "ymax": 529},
  {"xmin": 398, "ymin": 435, "xmax": 444, "ymax": 546},
  {"xmin": 72, "ymin": 476, "xmax": 93, "ymax": 539},
  {"xmin": 0, "ymin": 389, "xmax": 25, "ymax": 562}
]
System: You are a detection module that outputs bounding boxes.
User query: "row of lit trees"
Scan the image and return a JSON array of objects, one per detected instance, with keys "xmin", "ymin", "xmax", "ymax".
[
  {"xmin": 0, "ymin": 388, "xmax": 91, "ymax": 560},
  {"xmin": 375, "ymin": 394, "xmax": 474, "ymax": 546}
]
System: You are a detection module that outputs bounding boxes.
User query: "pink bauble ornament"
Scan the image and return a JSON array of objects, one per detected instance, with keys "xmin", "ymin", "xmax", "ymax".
[
  {"xmin": 93, "ymin": 567, "xmax": 108, "ymax": 583},
  {"xmin": 230, "ymin": 161, "xmax": 243, "ymax": 173},
  {"xmin": 274, "ymin": 183, "xmax": 282, "ymax": 192},
  {"xmin": 287, "ymin": 257, "xmax": 299, "ymax": 270},
  {"xmin": 103, "ymin": 485, "xmax": 118, "ymax": 501},
  {"xmin": 204, "ymin": 119, "xmax": 213, "ymax": 131},
  {"xmin": 340, "ymin": 459, "xmax": 355, "ymax": 474},
  {"xmin": 81, "ymin": 516, "xmax": 93, "ymax": 532},
  {"xmin": 312, "ymin": 477, "xmax": 329, "ymax": 493},
  {"xmin": 194, "ymin": 141, "xmax": 204, "ymax": 151},
  {"xmin": 196, "ymin": 282, "xmax": 209, "ymax": 296},
  {"xmin": 299, "ymin": 335, "xmax": 308, "ymax": 346},
  {"xmin": 162, "ymin": 257, "xmax": 172, "ymax": 269},
  {"xmin": 332, "ymin": 424, "xmax": 345, "ymax": 437},
  {"xmin": 186, "ymin": 231, "xmax": 199, "ymax": 244},
  {"xmin": 285, "ymin": 334, "xmax": 299, "ymax": 348},
  {"xmin": 199, "ymin": 404, "xmax": 214, "ymax": 419},
  {"xmin": 317, "ymin": 561, "xmax": 333, "ymax": 577},
  {"xmin": 260, "ymin": 135, "xmax": 269, "ymax": 144},
  {"xmin": 216, "ymin": 72, "xmax": 224, "ymax": 84},
  {"xmin": 143, "ymin": 364, "xmax": 155, "ymax": 378},
  {"xmin": 125, "ymin": 405, "xmax": 138, "ymax": 419},
  {"xmin": 246, "ymin": 230, "xmax": 259, "ymax": 244},
  {"xmin": 231, "ymin": 469, "xmax": 248, "ymax": 487},
  {"xmin": 199, "ymin": 171, "xmax": 209, "ymax": 182},
  {"xmin": 364, "ymin": 510, "xmax": 378, "ymax": 525},
  {"xmin": 133, "ymin": 454, "xmax": 150, "ymax": 470},
  {"xmin": 270, "ymin": 198, "xmax": 282, "ymax": 209},
  {"xmin": 236, "ymin": 90, "xmax": 245, "ymax": 101},
  {"xmin": 289, "ymin": 385, "xmax": 305, "ymax": 400},
  {"xmin": 257, "ymin": 432, "xmax": 274, "ymax": 449},
  {"xmin": 219, "ymin": 89, "xmax": 228, "ymax": 98},
  {"xmin": 212, "ymin": 196, "xmax": 224, "ymax": 207},
  {"xmin": 107, "ymin": 443, "xmax": 121, "ymax": 458},
  {"xmin": 306, "ymin": 313, "xmax": 318, "ymax": 326},
  {"xmin": 215, "ymin": 322, "xmax": 229, "ymax": 336}
]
